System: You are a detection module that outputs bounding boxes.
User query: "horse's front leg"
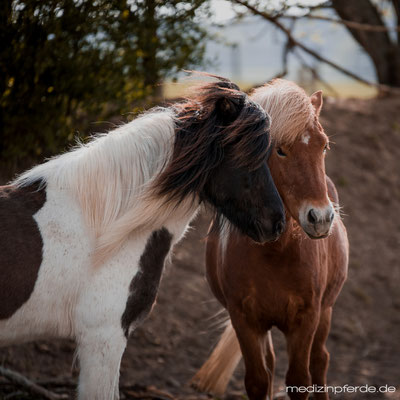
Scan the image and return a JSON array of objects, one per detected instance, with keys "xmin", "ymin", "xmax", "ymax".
[
  {"xmin": 264, "ymin": 331, "xmax": 275, "ymax": 400},
  {"xmin": 230, "ymin": 311, "xmax": 271, "ymax": 400},
  {"xmin": 73, "ymin": 263, "xmax": 134, "ymax": 400},
  {"xmin": 77, "ymin": 328, "xmax": 127, "ymax": 400},
  {"xmin": 284, "ymin": 309, "xmax": 319, "ymax": 400},
  {"xmin": 310, "ymin": 307, "xmax": 332, "ymax": 400},
  {"xmin": 73, "ymin": 228, "xmax": 171, "ymax": 399}
]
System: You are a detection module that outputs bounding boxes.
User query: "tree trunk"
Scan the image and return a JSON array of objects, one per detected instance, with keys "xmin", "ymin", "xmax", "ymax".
[
  {"xmin": 332, "ymin": 0, "xmax": 400, "ymax": 87},
  {"xmin": 141, "ymin": 0, "xmax": 162, "ymax": 99}
]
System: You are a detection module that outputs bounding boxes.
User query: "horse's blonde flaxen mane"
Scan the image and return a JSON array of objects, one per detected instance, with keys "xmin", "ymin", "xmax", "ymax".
[{"xmin": 251, "ymin": 79, "xmax": 316, "ymax": 146}]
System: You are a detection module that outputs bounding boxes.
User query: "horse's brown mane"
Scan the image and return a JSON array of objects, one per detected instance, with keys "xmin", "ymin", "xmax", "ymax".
[{"xmin": 154, "ymin": 75, "xmax": 270, "ymax": 201}]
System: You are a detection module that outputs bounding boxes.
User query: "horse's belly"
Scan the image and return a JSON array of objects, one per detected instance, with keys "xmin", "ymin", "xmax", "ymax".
[{"xmin": 0, "ymin": 187, "xmax": 92, "ymax": 344}]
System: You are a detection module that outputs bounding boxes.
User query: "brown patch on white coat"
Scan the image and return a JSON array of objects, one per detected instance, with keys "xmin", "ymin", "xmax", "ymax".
[{"xmin": 0, "ymin": 183, "xmax": 46, "ymax": 320}]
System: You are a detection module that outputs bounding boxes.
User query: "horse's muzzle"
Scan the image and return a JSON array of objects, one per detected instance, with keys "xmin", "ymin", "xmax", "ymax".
[{"xmin": 250, "ymin": 212, "xmax": 286, "ymax": 243}]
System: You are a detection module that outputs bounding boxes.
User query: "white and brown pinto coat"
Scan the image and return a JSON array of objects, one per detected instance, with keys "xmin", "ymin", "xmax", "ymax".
[{"xmin": 0, "ymin": 78, "xmax": 284, "ymax": 399}]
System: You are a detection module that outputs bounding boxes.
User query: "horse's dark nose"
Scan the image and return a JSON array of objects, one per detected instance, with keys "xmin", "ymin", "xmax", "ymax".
[
  {"xmin": 308, "ymin": 208, "xmax": 334, "ymax": 224},
  {"xmin": 274, "ymin": 219, "xmax": 285, "ymax": 236},
  {"xmin": 303, "ymin": 205, "xmax": 334, "ymax": 238},
  {"xmin": 308, "ymin": 208, "xmax": 317, "ymax": 224},
  {"xmin": 256, "ymin": 211, "xmax": 285, "ymax": 243},
  {"xmin": 269, "ymin": 211, "xmax": 285, "ymax": 239}
]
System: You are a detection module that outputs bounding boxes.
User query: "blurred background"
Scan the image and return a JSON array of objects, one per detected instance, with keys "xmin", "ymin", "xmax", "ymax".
[{"xmin": 0, "ymin": 1, "xmax": 399, "ymax": 399}]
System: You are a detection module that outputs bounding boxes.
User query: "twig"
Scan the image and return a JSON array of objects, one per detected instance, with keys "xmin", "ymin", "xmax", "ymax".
[
  {"xmin": 0, "ymin": 366, "xmax": 68, "ymax": 400},
  {"xmin": 282, "ymin": 14, "xmax": 400, "ymax": 32},
  {"xmin": 36, "ymin": 377, "xmax": 77, "ymax": 388},
  {"xmin": 294, "ymin": 48, "xmax": 340, "ymax": 96},
  {"xmin": 4, "ymin": 391, "xmax": 26, "ymax": 399},
  {"xmin": 272, "ymin": 19, "xmax": 296, "ymax": 79},
  {"xmin": 121, "ymin": 384, "xmax": 176, "ymax": 400},
  {"xmin": 289, "ymin": 1, "xmax": 331, "ymax": 12}
]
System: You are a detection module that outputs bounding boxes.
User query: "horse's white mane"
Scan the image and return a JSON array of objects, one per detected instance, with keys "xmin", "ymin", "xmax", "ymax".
[
  {"xmin": 14, "ymin": 108, "xmax": 191, "ymax": 265},
  {"xmin": 251, "ymin": 79, "xmax": 316, "ymax": 145}
]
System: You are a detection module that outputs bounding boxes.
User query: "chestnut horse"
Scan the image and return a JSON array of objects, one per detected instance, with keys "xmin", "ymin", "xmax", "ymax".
[
  {"xmin": 192, "ymin": 80, "xmax": 349, "ymax": 400},
  {"xmin": 0, "ymin": 76, "xmax": 285, "ymax": 400}
]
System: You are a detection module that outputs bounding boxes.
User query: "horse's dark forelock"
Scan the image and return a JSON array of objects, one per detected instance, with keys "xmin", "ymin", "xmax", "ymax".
[{"xmin": 153, "ymin": 76, "xmax": 271, "ymax": 202}]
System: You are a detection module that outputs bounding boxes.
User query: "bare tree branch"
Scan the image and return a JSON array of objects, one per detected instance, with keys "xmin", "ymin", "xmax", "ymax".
[
  {"xmin": 294, "ymin": 49, "xmax": 340, "ymax": 96},
  {"xmin": 331, "ymin": 0, "xmax": 400, "ymax": 87},
  {"xmin": 282, "ymin": 14, "xmax": 400, "ymax": 32},
  {"xmin": 0, "ymin": 366, "xmax": 68, "ymax": 400},
  {"xmin": 231, "ymin": 0, "xmax": 400, "ymax": 93},
  {"xmin": 272, "ymin": 19, "xmax": 296, "ymax": 79},
  {"xmin": 291, "ymin": 1, "xmax": 331, "ymax": 11}
]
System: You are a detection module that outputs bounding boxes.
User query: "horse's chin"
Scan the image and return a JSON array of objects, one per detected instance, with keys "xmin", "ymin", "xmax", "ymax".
[
  {"xmin": 306, "ymin": 232, "xmax": 329, "ymax": 240},
  {"xmin": 235, "ymin": 221, "xmax": 283, "ymax": 244},
  {"xmin": 302, "ymin": 227, "xmax": 330, "ymax": 240},
  {"xmin": 250, "ymin": 231, "xmax": 281, "ymax": 244}
]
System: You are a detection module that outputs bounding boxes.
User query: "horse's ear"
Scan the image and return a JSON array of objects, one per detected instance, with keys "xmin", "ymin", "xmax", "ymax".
[
  {"xmin": 216, "ymin": 95, "xmax": 245, "ymax": 122},
  {"xmin": 310, "ymin": 90, "xmax": 323, "ymax": 116}
]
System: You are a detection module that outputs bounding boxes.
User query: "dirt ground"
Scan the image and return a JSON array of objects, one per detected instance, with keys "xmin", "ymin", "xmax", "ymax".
[{"xmin": 0, "ymin": 94, "xmax": 399, "ymax": 399}]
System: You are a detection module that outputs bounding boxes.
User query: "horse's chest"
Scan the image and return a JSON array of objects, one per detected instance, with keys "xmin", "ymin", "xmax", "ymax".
[{"xmin": 121, "ymin": 228, "xmax": 173, "ymax": 337}]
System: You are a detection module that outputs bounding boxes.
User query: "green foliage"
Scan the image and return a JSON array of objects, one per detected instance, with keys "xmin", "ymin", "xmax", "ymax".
[{"xmin": 0, "ymin": 0, "xmax": 210, "ymax": 165}]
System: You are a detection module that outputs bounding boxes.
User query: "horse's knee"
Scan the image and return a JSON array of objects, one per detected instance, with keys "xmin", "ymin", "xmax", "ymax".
[
  {"xmin": 286, "ymin": 367, "xmax": 312, "ymax": 400},
  {"xmin": 245, "ymin": 371, "xmax": 270, "ymax": 400},
  {"xmin": 313, "ymin": 346, "xmax": 329, "ymax": 368},
  {"xmin": 286, "ymin": 367, "xmax": 311, "ymax": 385}
]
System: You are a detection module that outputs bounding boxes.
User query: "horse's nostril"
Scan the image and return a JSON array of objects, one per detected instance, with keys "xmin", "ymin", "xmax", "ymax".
[
  {"xmin": 307, "ymin": 209, "xmax": 317, "ymax": 224},
  {"xmin": 274, "ymin": 219, "xmax": 285, "ymax": 235},
  {"xmin": 328, "ymin": 212, "xmax": 335, "ymax": 223}
]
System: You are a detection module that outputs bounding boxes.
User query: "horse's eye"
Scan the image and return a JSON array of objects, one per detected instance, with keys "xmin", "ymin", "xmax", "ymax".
[{"xmin": 277, "ymin": 147, "xmax": 287, "ymax": 157}]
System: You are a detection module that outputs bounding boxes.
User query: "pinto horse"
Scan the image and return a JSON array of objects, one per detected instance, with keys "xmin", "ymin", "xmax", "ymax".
[
  {"xmin": 0, "ymin": 76, "xmax": 285, "ymax": 399},
  {"xmin": 192, "ymin": 80, "xmax": 349, "ymax": 400}
]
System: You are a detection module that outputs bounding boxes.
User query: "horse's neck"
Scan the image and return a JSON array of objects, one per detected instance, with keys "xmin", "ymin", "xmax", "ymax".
[
  {"xmin": 92, "ymin": 194, "xmax": 199, "ymax": 266},
  {"xmin": 71, "ymin": 111, "xmax": 176, "ymax": 226},
  {"xmin": 16, "ymin": 109, "xmax": 195, "ymax": 264}
]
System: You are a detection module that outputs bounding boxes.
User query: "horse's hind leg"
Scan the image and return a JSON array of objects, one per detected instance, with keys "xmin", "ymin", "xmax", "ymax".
[
  {"xmin": 285, "ymin": 310, "xmax": 319, "ymax": 400},
  {"xmin": 310, "ymin": 307, "xmax": 332, "ymax": 400},
  {"xmin": 77, "ymin": 328, "xmax": 127, "ymax": 400},
  {"xmin": 264, "ymin": 331, "xmax": 275, "ymax": 400},
  {"xmin": 230, "ymin": 311, "xmax": 271, "ymax": 400}
]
